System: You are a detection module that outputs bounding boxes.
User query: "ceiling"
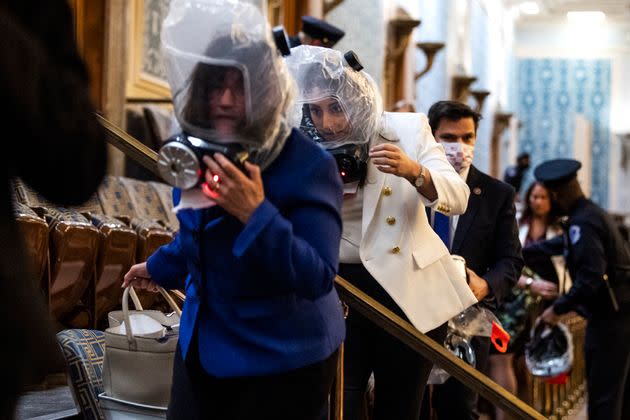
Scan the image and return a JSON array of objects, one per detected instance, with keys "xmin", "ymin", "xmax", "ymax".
[{"xmin": 506, "ymin": 0, "xmax": 630, "ymax": 21}]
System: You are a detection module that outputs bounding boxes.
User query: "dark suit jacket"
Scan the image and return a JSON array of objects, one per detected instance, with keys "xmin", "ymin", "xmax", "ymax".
[
  {"xmin": 427, "ymin": 166, "xmax": 524, "ymax": 419},
  {"xmin": 1, "ymin": 1, "xmax": 106, "ymax": 414},
  {"xmin": 451, "ymin": 165, "xmax": 523, "ymax": 308}
]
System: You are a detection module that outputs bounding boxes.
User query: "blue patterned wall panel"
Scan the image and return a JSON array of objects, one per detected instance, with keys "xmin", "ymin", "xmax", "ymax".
[{"xmin": 515, "ymin": 58, "xmax": 611, "ymax": 206}]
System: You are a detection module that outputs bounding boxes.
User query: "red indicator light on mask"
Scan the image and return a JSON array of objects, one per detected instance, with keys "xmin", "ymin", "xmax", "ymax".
[{"xmin": 212, "ymin": 174, "xmax": 220, "ymax": 183}]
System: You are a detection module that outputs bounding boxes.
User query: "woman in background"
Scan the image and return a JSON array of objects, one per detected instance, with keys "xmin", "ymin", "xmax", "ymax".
[{"xmin": 488, "ymin": 181, "xmax": 566, "ymax": 420}]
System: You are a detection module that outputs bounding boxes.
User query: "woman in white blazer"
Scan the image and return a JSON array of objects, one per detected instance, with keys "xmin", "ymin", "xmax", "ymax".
[{"xmin": 286, "ymin": 47, "xmax": 476, "ymax": 420}]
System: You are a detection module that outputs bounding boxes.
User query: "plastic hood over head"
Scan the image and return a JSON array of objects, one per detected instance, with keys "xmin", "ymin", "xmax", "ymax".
[
  {"xmin": 161, "ymin": 0, "xmax": 295, "ymax": 169},
  {"xmin": 285, "ymin": 45, "xmax": 382, "ymax": 150}
]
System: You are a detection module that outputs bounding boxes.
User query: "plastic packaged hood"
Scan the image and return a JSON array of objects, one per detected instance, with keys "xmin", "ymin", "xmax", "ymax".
[
  {"xmin": 161, "ymin": 0, "xmax": 294, "ymax": 167},
  {"xmin": 525, "ymin": 322, "xmax": 574, "ymax": 378},
  {"xmin": 285, "ymin": 45, "xmax": 382, "ymax": 149}
]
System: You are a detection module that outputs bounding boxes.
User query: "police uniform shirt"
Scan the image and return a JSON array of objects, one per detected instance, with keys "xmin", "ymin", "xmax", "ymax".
[{"xmin": 552, "ymin": 197, "xmax": 630, "ymax": 316}]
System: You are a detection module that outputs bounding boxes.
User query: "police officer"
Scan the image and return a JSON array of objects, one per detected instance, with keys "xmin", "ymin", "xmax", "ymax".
[
  {"xmin": 289, "ymin": 16, "xmax": 345, "ymax": 48},
  {"xmin": 523, "ymin": 158, "xmax": 630, "ymax": 420}
]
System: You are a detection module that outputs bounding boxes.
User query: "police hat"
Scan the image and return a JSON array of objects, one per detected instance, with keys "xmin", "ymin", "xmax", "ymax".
[
  {"xmin": 300, "ymin": 16, "xmax": 345, "ymax": 46},
  {"xmin": 534, "ymin": 158, "xmax": 582, "ymax": 188}
]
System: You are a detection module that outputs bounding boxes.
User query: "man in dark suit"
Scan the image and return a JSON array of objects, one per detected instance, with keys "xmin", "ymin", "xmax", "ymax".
[
  {"xmin": 289, "ymin": 15, "xmax": 345, "ymax": 48},
  {"xmin": 1, "ymin": 1, "xmax": 106, "ymax": 416},
  {"xmin": 422, "ymin": 101, "xmax": 523, "ymax": 419}
]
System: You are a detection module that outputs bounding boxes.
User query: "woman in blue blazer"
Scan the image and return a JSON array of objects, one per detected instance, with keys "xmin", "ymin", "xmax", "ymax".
[{"xmin": 123, "ymin": 2, "xmax": 345, "ymax": 419}]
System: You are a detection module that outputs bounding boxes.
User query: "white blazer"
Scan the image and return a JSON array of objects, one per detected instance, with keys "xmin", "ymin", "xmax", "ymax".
[{"xmin": 356, "ymin": 112, "xmax": 477, "ymax": 333}]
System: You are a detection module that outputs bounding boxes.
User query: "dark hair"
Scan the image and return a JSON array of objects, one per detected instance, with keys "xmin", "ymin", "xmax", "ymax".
[
  {"xmin": 427, "ymin": 100, "xmax": 482, "ymax": 135},
  {"xmin": 520, "ymin": 181, "xmax": 559, "ymax": 226},
  {"xmin": 180, "ymin": 35, "xmax": 281, "ymax": 139},
  {"xmin": 182, "ymin": 64, "xmax": 235, "ymax": 130}
]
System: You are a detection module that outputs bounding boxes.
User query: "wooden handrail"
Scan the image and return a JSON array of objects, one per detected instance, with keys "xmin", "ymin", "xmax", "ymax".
[
  {"xmin": 97, "ymin": 113, "xmax": 161, "ymax": 178},
  {"xmin": 99, "ymin": 115, "xmax": 545, "ymax": 420},
  {"xmin": 335, "ymin": 276, "xmax": 544, "ymax": 420}
]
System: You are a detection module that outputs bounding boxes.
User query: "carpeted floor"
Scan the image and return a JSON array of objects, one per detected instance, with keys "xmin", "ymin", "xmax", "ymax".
[{"xmin": 14, "ymin": 386, "xmax": 78, "ymax": 420}]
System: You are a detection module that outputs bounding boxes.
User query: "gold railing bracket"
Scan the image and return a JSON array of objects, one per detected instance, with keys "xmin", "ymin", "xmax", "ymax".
[
  {"xmin": 414, "ymin": 42, "xmax": 445, "ymax": 81},
  {"xmin": 383, "ymin": 7, "xmax": 421, "ymax": 110},
  {"xmin": 469, "ymin": 89, "xmax": 491, "ymax": 113},
  {"xmin": 451, "ymin": 75, "xmax": 477, "ymax": 103}
]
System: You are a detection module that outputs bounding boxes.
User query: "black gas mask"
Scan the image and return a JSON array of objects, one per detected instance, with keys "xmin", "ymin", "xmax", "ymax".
[
  {"xmin": 157, "ymin": 133, "xmax": 249, "ymax": 190},
  {"xmin": 299, "ymin": 108, "xmax": 368, "ymax": 185},
  {"xmin": 328, "ymin": 143, "xmax": 368, "ymax": 184},
  {"xmin": 299, "ymin": 103, "xmax": 368, "ymax": 185}
]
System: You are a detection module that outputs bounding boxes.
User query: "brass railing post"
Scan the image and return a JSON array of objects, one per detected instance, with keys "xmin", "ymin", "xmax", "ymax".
[{"xmin": 333, "ymin": 343, "xmax": 344, "ymax": 420}]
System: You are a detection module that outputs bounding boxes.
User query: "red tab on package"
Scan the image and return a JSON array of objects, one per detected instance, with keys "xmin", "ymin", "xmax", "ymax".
[
  {"xmin": 491, "ymin": 321, "xmax": 510, "ymax": 353},
  {"xmin": 545, "ymin": 372, "xmax": 569, "ymax": 385}
]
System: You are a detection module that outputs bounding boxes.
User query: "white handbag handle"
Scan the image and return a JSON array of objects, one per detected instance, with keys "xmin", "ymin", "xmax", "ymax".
[
  {"xmin": 128, "ymin": 286, "xmax": 143, "ymax": 310},
  {"xmin": 122, "ymin": 285, "xmax": 183, "ymax": 347}
]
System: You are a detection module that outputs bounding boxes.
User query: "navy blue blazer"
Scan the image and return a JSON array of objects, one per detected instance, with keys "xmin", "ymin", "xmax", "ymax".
[
  {"xmin": 451, "ymin": 165, "xmax": 523, "ymax": 308},
  {"xmin": 147, "ymin": 129, "xmax": 345, "ymax": 377}
]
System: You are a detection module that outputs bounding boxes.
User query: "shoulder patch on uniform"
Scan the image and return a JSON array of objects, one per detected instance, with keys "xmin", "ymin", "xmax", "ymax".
[{"xmin": 569, "ymin": 225, "xmax": 581, "ymax": 245}]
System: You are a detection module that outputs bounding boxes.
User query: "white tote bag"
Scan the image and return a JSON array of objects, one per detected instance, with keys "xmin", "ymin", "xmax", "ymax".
[{"xmin": 102, "ymin": 286, "xmax": 182, "ymax": 408}]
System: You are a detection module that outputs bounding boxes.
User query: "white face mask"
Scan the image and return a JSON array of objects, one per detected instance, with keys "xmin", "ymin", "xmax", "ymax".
[{"xmin": 441, "ymin": 142, "xmax": 474, "ymax": 173}]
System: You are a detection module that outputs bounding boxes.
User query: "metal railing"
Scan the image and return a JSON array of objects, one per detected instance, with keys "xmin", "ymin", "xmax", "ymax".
[{"xmin": 98, "ymin": 115, "xmax": 546, "ymax": 420}]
